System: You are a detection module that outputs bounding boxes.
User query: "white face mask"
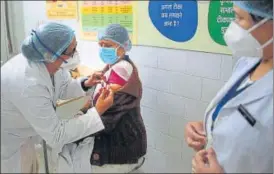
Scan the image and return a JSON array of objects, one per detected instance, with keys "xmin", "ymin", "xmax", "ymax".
[
  {"xmin": 60, "ymin": 52, "xmax": 80, "ymax": 70},
  {"xmin": 224, "ymin": 18, "xmax": 273, "ymax": 58}
]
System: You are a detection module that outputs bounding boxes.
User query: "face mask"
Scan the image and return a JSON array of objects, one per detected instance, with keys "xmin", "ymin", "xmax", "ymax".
[
  {"xmin": 60, "ymin": 52, "xmax": 80, "ymax": 70},
  {"xmin": 99, "ymin": 47, "xmax": 120, "ymax": 65},
  {"xmin": 224, "ymin": 18, "xmax": 273, "ymax": 58}
]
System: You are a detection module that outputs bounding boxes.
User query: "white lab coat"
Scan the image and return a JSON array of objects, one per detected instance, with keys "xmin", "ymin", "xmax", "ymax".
[
  {"xmin": 204, "ymin": 57, "xmax": 273, "ymax": 173},
  {"xmin": 1, "ymin": 54, "xmax": 104, "ymax": 173},
  {"xmin": 56, "ymin": 137, "xmax": 95, "ymax": 173}
]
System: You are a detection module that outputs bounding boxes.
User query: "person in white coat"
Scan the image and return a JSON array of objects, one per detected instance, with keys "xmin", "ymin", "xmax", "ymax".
[
  {"xmin": 184, "ymin": 1, "xmax": 273, "ymax": 173},
  {"xmin": 1, "ymin": 22, "xmax": 114, "ymax": 173}
]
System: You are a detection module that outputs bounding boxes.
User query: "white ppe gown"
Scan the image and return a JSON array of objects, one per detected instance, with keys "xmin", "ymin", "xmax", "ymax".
[
  {"xmin": 1, "ymin": 54, "xmax": 104, "ymax": 173},
  {"xmin": 204, "ymin": 57, "xmax": 273, "ymax": 173}
]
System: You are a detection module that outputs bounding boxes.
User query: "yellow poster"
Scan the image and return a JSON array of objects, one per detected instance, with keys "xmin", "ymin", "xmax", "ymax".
[
  {"xmin": 46, "ymin": 1, "xmax": 77, "ymax": 19},
  {"xmin": 78, "ymin": 1, "xmax": 138, "ymax": 44}
]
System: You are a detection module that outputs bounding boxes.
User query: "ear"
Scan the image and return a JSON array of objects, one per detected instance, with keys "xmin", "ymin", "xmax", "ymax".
[
  {"xmin": 117, "ymin": 47, "xmax": 126, "ymax": 57},
  {"xmin": 53, "ymin": 57, "xmax": 65, "ymax": 65}
]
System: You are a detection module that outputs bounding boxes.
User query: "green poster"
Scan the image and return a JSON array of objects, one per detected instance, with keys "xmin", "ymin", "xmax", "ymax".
[{"xmin": 208, "ymin": 0, "xmax": 235, "ymax": 46}]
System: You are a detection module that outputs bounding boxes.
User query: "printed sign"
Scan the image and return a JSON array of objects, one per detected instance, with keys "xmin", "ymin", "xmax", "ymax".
[
  {"xmin": 148, "ymin": 1, "xmax": 198, "ymax": 42},
  {"xmin": 46, "ymin": 1, "xmax": 77, "ymax": 19}
]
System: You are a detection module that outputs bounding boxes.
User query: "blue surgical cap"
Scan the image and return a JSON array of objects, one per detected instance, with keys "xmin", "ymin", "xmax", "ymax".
[
  {"xmin": 21, "ymin": 22, "xmax": 74, "ymax": 63},
  {"xmin": 98, "ymin": 24, "xmax": 132, "ymax": 51},
  {"xmin": 233, "ymin": 1, "xmax": 273, "ymax": 19}
]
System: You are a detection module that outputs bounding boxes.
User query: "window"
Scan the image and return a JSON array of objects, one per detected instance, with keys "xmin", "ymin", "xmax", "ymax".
[
  {"xmin": 1, "ymin": 1, "xmax": 10, "ymax": 65},
  {"xmin": 1, "ymin": 1, "xmax": 24, "ymax": 66}
]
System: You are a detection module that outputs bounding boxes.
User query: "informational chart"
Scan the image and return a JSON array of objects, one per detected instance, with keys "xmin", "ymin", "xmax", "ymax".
[{"xmin": 78, "ymin": 1, "xmax": 137, "ymax": 43}]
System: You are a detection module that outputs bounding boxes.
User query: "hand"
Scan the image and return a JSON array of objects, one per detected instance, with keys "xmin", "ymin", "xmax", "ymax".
[
  {"xmin": 192, "ymin": 148, "xmax": 224, "ymax": 173},
  {"xmin": 74, "ymin": 111, "xmax": 84, "ymax": 118},
  {"xmin": 84, "ymin": 71, "xmax": 106, "ymax": 87},
  {"xmin": 185, "ymin": 121, "xmax": 206, "ymax": 151},
  {"xmin": 95, "ymin": 87, "xmax": 114, "ymax": 115},
  {"xmin": 83, "ymin": 98, "xmax": 92, "ymax": 108},
  {"xmin": 79, "ymin": 98, "xmax": 92, "ymax": 114}
]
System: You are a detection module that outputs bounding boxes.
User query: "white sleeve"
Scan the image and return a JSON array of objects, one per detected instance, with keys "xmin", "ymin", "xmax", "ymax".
[
  {"xmin": 58, "ymin": 69, "xmax": 94, "ymax": 100},
  {"xmin": 112, "ymin": 60, "xmax": 133, "ymax": 81},
  {"xmin": 15, "ymin": 85, "xmax": 104, "ymax": 153}
]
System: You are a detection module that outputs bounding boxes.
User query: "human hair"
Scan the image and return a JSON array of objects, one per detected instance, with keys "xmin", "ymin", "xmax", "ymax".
[{"xmin": 250, "ymin": 0, "xmax": 273, "ymax": 23}]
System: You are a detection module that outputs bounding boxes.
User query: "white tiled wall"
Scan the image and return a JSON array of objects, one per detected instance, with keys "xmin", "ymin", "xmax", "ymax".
[
  {"xmin": 129, "ymin": 46, "xmax": 233, "ymax": 173},
  {"xmin": 77, "ymin": 42, "xmax": 234, "ymax": 173}
]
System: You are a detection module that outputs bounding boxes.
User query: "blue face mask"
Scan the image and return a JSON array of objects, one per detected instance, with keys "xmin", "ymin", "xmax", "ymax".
[{"xmin": 99, "ymin": 47, "xmax": 119, "ymax": 65}]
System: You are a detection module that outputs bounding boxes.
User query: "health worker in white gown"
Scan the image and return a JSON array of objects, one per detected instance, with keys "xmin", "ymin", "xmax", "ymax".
[
  {"xmin": 1, "ymin": 22, "xmax": 114, "ymax": 173},
  {"xmin": 185, "ymin": 1, "xmax": 273, "ymax": 173}
]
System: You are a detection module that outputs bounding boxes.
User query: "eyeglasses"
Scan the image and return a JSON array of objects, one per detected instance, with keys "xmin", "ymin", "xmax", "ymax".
[
  {"xmin": 62, "ymin": 47, "xmax": 76, "ymax": 57},
  {"xmin": 60, "ymin": 46, "xmax": 77, "ymax": 63}
]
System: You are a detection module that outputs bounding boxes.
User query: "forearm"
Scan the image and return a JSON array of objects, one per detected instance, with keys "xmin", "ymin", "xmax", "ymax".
[
  {"xmin": 80, "ymin": 102, "xmax": 92, "ymax": 114},
  {"xmin": 61, "ymin": 77, "xmax": 97, "ymax": 100}
]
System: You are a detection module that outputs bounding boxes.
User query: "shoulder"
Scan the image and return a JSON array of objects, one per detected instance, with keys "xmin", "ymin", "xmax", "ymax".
[
  {"xmin": 114, "ymin": 60, "xmax": 133, "ymax": 71},
  {"xmin": 232, "ymin": 57, "xmax": 260, "ymax": 74},
  {"xmin": 112, "ymin": 60, "xmax": 134, "ymax": 80},
  {"xmin": 1, "ymin": 54, "xmax": 29, "ymax": 95},
  {"xmin": 1, "ymin": 54, "xmax": 25, "ymax": 73},
  {"xmin": 5, "ymin": 81, "xmax": 50, "ymax": 107},
  {"xmin": 2, "ymin": 55, "xmax": 52, "ymax": 99}
]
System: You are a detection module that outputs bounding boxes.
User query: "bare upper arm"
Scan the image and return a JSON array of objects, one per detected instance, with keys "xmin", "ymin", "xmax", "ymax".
[{"xmin": 107, "ymin": 60, "xmax": 133, "ymax": 92}]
